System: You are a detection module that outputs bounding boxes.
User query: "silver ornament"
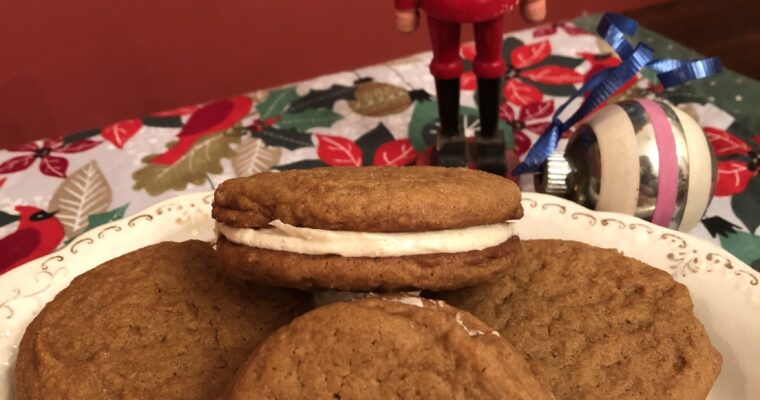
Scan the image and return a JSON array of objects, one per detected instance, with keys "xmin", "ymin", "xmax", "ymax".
[{"xmin": 535, "ymin": 99, "xmax": 717, "ymax": 232}]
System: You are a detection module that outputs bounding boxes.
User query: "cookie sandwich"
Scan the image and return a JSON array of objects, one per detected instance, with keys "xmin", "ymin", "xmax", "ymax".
[{"xmin": 212, "ymin": 166, "xmax": 524, "ymax": 291}]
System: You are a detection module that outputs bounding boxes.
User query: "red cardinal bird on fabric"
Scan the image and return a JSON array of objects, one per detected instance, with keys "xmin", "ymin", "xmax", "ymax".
[
  {"xmin": 150, "ymin": 96, "xmax": 253, "ymax": 165},
  {"xmin": 0, "ymin": 206, "xmax": 64, "ymax": 275}
]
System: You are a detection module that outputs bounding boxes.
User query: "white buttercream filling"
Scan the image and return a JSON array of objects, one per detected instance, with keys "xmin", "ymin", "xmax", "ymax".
[{"xmin": 216, "ymin": 219, "xmax": 515, "ymax": 257}]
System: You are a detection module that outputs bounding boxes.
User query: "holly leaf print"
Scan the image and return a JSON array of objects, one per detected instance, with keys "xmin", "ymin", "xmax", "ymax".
[
  {"xmin": 725, "ymin": 121, "xmax": 756, "ymax": 144},
  {"xmin": 101, "ymin": 119, "xmax": 143, "ymax": 149},
  {"xmin": 63, "ymin": 203, "xmax": 130, "ymax": 245},
  {"xmin": 252, "ymin": 126, "xmax": 313, "ymax": 150},
  {"xmin": 87, "ymin": 203, "xmax": 129, "ymax": 229},
  {"xmin": 373, "ymin": 139, "xmax": 418, "ymax": 166},
  {"xmin": 504, "ymin": 79, "xmax": 543, "ymax": 107},
  {"xmin": 278, "ymin": 108, "xmax": 341, "ymax": 131},
  {"xmin": 521, "ymin": 80, "xmax": 578, "ymax": 98},
  {"xmin": 409, "ymin": 89, "xmax": 432, "ymax": 102},
  {"xmin": 356, "ymin": 123, "xmax": 395, "ymax": 166},
  {"xmin": 732, "ymin": 176, "xmax": 760, "ymax": 234},
  {"xmin": 501, "ymin": 37, "xmax": 524, "ymax": 61},
  {"xmin": 232, "ymin": 137, "xmax": 282, "ymax": 177},
  {"xmin": 256, "ymin": 87, "xmax": 298, "ymax": 119},
  {"xmin": 316, "ymin": 134, "xmax": 362, "ymax": 167},
  {"xmin": 715, "ymin": 160, "xmax": 755, "ymax": 196},
  {"xmin": 49, "ymin": 161, "xmax": 112, "ymax": 237},
  {"xmin": 705, "ymin": 127, "xmax": 752, "ymax": 157},
  {"xmin": 63, "ymin": 128, "xmax": 101, "ymax": 144},
  {"xmin": 534, "ymin": 54, "xmax": 585, "ymax": 70},
  {"xmin": 275, "ymin": 159, "xmax": 328, "ymax": 170},
  {"xmin": 287, "ymin": 84, "xmax": 356, "ymax": 114},
  {"xmin": 520, "ymin": 66, "xmax": 584, "ymax": 85},
  {"xmin": 133, "ymin": 134, "xmax": 240, "ymax": 196},
  {"xmin": 141, "ymin": 115, "xmax": 184, "ymax": 128},
  {"xmin": 510, "ymin": 40, "xmax": 551, "ymax": 69},
  {"xmin": 408, "ymin": 100, "xmax": 440, "ymax": 152}
]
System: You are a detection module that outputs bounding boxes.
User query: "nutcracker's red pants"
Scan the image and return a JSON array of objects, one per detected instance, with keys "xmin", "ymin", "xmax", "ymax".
[{"xmin": 427, "ymin": 15, "xmax": 505, "ymax": 80}]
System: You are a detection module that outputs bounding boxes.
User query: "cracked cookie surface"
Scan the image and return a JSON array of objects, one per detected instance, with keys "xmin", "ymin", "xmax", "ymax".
[
  {"xmin": 15, "ymin": 240, "xmax": 314, "ymax": 400},
  {"xmin": 431, "ymin": 240, "xmax": 722, "ymax": 400},
  {"xmin": 223, "ymin": 295, "xmax": 552, "ymax": 400},
  {"xmin": 212, "ymin": 166, "xmax": 523, "ymax": 232}
]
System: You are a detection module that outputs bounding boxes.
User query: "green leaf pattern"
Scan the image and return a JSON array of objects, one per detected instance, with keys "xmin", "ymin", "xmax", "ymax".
[{"xmin": 0, "ymin": 15, "xmax": 757, "ymax": 273}]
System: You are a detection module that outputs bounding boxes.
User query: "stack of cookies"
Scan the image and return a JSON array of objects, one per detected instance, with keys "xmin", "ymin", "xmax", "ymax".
[{"xmin": 14, "ymin": 166, "xmax": 722, "ymax": 400}]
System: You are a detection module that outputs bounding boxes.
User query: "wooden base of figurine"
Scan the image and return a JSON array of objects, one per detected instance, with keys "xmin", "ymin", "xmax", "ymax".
[{"xmin": 434, "ymin": 128, "xmax": 506, "ymax": 175}]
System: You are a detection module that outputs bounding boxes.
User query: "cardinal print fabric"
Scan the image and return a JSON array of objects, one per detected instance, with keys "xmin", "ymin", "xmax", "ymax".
[{"xmin": 1, "ymin": 15, "xmax": 759, "ymax": 274}]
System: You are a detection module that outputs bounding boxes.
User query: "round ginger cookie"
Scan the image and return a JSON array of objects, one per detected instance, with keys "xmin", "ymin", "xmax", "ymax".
[
  {"xmin": 15, "ymin": 240, "xmax": 314, "ymax": 400},
  {"xmin": 430, "ymin": 240, "xmax": 722, "ymax": 400},
  {"xmin": 223, "ymin": 295, "xmax": 553, "ymax": 400},
  {"xmin": 212, "ymin": 166, "xmax": 523, "ymax": 232}
]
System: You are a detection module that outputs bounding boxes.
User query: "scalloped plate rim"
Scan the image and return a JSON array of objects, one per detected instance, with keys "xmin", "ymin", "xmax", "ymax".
[{"xmin": 0, "ymin": 191, "xmax": 757, "ymax": 400}]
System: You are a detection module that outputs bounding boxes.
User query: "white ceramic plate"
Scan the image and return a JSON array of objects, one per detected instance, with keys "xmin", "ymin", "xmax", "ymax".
[{"xmin": 0, "ymin": 192, "xmax": 758, "ymax": 399}]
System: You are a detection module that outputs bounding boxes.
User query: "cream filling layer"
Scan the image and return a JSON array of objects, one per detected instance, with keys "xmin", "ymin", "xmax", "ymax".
[{"xmin": 216, "ymin": 220, "xmax": 516, "ymax": 257}]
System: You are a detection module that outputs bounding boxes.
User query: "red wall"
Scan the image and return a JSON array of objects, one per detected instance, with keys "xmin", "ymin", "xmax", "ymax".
[{"xmin": 0, "ymin": 0, "xmax": 668, "ymax": 148}]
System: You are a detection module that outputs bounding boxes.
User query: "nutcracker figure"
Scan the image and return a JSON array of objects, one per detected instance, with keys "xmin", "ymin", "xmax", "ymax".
[{"xmin": 395, "ymin": 0, "xmax": 546, "ymax": 173}]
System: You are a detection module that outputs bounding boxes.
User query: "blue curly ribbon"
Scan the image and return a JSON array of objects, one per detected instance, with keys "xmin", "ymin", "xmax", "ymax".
[{"xmin": 512, "ymin": 13, "xmax": 722, "ymax": 175}]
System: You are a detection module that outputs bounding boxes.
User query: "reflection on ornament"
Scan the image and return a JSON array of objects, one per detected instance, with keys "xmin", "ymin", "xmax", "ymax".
[{"xmin": 535, "ymin": 99, "xmax": 716, "ymax": 232}]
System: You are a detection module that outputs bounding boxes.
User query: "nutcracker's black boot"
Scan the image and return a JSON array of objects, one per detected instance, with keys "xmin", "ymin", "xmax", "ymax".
[
  {"xmin": 475, "ymin": 77, "xmax": 506, "ymax": 175},
  {"xmin": 434, "ymin": 78, "xmax": 467, "ymax": 167}
]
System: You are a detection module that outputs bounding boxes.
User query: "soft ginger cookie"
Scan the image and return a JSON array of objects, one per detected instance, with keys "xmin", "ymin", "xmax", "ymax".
[
  {"xmin": 15, "ymin": 240, "xmax": 314, "ymax": 400},
  {"xmin": 223, "ymin": 295, "xmax": 553, "ymax": 400},
  {"xmin": 431, "ymin": 240, "xmax": 722, "ymax": 400}
]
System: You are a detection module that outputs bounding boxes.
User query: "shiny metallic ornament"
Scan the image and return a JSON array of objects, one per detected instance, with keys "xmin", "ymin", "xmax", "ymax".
[{"xmin": 535, "ymin": 99, "xmax": 717, "ymax": 232}]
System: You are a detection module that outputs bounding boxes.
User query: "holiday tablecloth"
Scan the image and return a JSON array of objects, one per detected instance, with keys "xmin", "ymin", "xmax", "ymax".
[{"xmin": 1, "ymin": 15, "xmax": 759, "ymax": 275}]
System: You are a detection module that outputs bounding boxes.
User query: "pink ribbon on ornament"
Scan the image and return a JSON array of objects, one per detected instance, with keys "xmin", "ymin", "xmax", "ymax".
[{"xmin": 638, "ymin": 99, "xmax": 678, "ymax": 227}]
